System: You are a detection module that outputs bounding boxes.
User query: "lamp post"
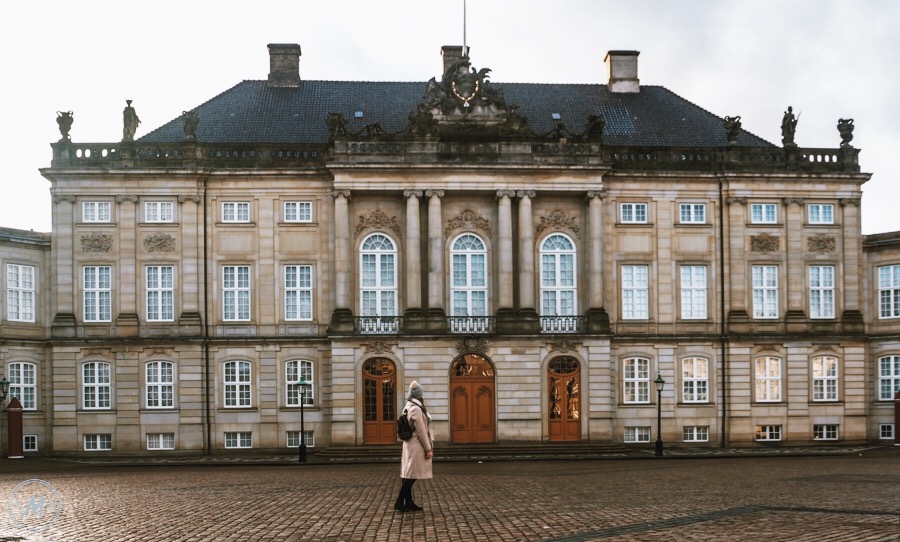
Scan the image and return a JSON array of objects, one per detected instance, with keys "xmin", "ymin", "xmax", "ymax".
[
  {"xmin": 298, "ymin": 377, "xmax": 307, "ymax": 464},
  {"xmin": 0, "ymin": 377, "xmax": 9, "ymax": 456},
  {"xmin": 654, "ymin": 372, "xmax": 665, "ymax": 457}
]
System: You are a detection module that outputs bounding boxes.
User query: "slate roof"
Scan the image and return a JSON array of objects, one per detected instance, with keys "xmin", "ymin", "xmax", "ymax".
[{"xmin": 139, "ymin": 79, "xmax": 774, "ymax": 148}]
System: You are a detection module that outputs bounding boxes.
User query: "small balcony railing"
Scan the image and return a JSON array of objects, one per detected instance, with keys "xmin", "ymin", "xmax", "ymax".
[
  {"xmin": 355, "ymin": 316, "xmax": 401, "ymax": 334},
  {"xmin": 448, "ymin": 316, "xmax": 494, "ymax": 334},
  {"xmin": 540, "ymin": 316, "xmax": 586, "ymax": 334}
]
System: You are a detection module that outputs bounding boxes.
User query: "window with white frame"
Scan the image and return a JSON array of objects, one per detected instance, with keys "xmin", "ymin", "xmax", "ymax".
[
  {"xmin": 286, "ymin": 360, "xmax": 314, "ymax": 407},
  {"xmin": 812, "ymin": 356, "xmax": 839, "ymax": 401},
  {"xmin": 880, "ymin": 424, "xmax": 895, "ymax": 440},
  {"xmin": 681, "ymin": 357, "xmax": 709, "ymax": 403},
  {"xmin": 809, "ymin": 265, "xmax": 835, "ymax": 319},
  {"xmin": 682, "ymin": 426, "xmax": 709, "ymax": 442},
  {"xmin": 750, "ymin": 203, "xmax": 777, "ymax": 224},
  {"xmin": 878, "ymin": 264, "xmax": 900, "ymax": 319},
  {"xmin": 755, "ymin": 425, "xmax": 781, "ymax": 441},
  {"xmin": 621, "ymin": 265, "xmax": 649, "ymax": 319},
  {"xmin": 224, "ymin": 360, "xmax": 252, "ymax": 408},
  {"xmin": 145, "ymin": 201, "xmax": 174, "ymax": 223},
  {"xmin": 222, "ymin": 202, "xmax": 250, "ymax": 223},
  {"xmin": 83, "ymin": 362, "xmax": 111, "ymax": 409},
  {"xmin": 146, "ymin": 361, "xmax": 174, "ymax": 409},
  {"xmin": 84, "ymin": 434, "xmax": 112, "ymax": 451},
  {"xmin": 83, "ymin": 201, "xmax": 111, "ymax": 223},
  {"xmin": 84, "ymin": 266, "xmax": 112, "ymax": 322},
  {"xmin": 878, "ymin": 355, "xmax": 900, "ymax": 401},
  {"xmin": 284, "ymin": 201, "xmax": 313, "ymax": 223},
  {"xmin": 623, "ymin": 357, "xmax": 650, "ymax": 404},
  {"xmin": 540, "ymin": 234, "xmax": 577, "ymax": 318},
  {"xmin": 147, "ymin": 433, "xmax": 175, "ymax": 450},
  {"xmin": 8, "ymin": 362, "xmax": 36, "ymax": 410},
  {"xmin": 680, "ymin": 265, "xmax": 707, "ymax": 319},
  {"xmin": 751, "ymin": 265, "xmax": 778, "ymax": 319},
  {"xmin": 754, "ymin": 357, "xmax": 782, "ymax": 402},
  {"xmin": 813, "ymin": 424, "xmax": 838, "ymax": 440},
  {"xmin": 360, "ymin": 234, "xmax": 398, "ymax": 319},
  {"xmin": 284, "ymin": 265, "xmax": 313, "ymax": 321},
  {"xmin": 146, "ymin": 266, "xmax": 174, "ymax": 322},
  {"xmin": 225, "ymin": 432, "xmax": 252, "ymax": 449},
  {"xmin": 450, "ymin": 234, "xmax": 488, "ymax": 318},
  {"xmin": 287, "ymin": 431, "xmax": 315, "ymax": 448},
  {"xmin": 7, "ymin": 264, "xmax": 35, "ymax": 322},
  {"xmin": 679, "ymin": 203, "xmax": 706, "ymax": 224},
  {"xmin": 620, "ymin": 203, "xmax": 648, "ymax": 224},
  {"xmin": 23, "ymin": 435, "xmax": 38, "ymax": 452},
  {"xmin": 222, "ymin": 265, "xmax": 251, "ymax": 321},
  {"xmin": 808, "ymin": 203, "xmax": 834, "ymax": 225},
  {"xmin": 624, "ymin": 426, "xmax": 651, "ymax": 443}
]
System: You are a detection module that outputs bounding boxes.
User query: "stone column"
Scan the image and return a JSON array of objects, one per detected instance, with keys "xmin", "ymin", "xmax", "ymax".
[
  {"xmin": 840, "ymin": 197, "xmax": 864, "ymax": 332},
  {"xmin": 331, "ymin": 189, "xmax": 353, "ymax": 331},
  {"xmin": 725, "ymin": 196, "xmax": 749, "ymax": 332},
  {"xmin": 585, "ymin": 190, "xmax": 610, "ymax": 332},
  {"xmin": 404, "ymin": 190, "xmax": 424, "ymax": 331},
  {"xmin": 497, "ymin": 190, "xmax": 515, "ymax": 310},
  {"xmin": 178, "ymin": 194, "xmax": 202, "ymax": 333},
  {"xmin": 425, "ymin": 190, "xmax": 446, "ymax": 329},
  {"xmin": 517, "ymin": 190, "xmax": 536, "ymax": 312},
  {"xmin": 783, "ymin": 197, "xmax": 806, "ymax": 332},
  {"xmin": 51, "ymin": 194, "xmax": 76, "ymax": 337},
  {"xmin": 116, "ymin": 195, "xmax": 139, "ymax": 336}
]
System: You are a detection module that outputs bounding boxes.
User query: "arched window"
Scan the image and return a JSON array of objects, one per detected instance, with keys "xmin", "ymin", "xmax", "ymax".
[
  {"xmin": 360, "ymin": 234, "xmax": 397, "ymax": 326},
  {"xmin": 224, "ymin": 360, "xmax": 252, "ymax": 408},
  {"xmin": 681, "ymin": 357, "xmax": 709, "ymax": 403},
  {"xmin": 8, "ymin": 362, "xmax": 36, "ymax": 410},
  {"xmin": 286, "ymin": 360, "xmax": 314, "ymax": 407},
  {"xmin": 450, "ymin": 234, "xmax": 488, "ymax": 332},
  {"xmin": 146, "ymin": 361, "xmax": 175, "ymax": 409},
  {"xmin": 754, "ymin": 356, "xmax": 782, "ymax": 402},
  {"xmin": 83, "ymin": 361, "xmax": 111, "ymax": 409},
  {"xmin": 540, "ymin": 234, "xmax": 577, "ymax": 332}
]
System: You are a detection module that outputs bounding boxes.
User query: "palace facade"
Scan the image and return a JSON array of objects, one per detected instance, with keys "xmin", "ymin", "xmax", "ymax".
[{"xmin": 2, "ymin": 44, "xmax": 899, "ymax": 455}]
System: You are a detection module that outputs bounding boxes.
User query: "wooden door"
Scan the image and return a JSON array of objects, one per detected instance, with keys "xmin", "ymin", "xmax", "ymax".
[
  {"xmin": 362, "ymin": 358, "xmax": 398, "ymax": 444},
  {"xmin": 548, "ymin": 356, "xmax": 581, "ymax": 441},
  {"xmin": 450, "ymin": 354, "xmax": 496, "ymax": 443}
]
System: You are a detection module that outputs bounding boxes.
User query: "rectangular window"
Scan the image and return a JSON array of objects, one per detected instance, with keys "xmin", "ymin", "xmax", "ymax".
[
  {"xmin": 146, "ymin": 266, "xmax": 174, "ymax": 321},
  {"xmin": 682, "ymin": 426, "xmax": 709, "ymax": 442},
  {"xmin": 23, "ymin": 435, "xmax": 38, "ymax": 452},
  {"xmin": 83, "ymin": 266, "xmax": 112, "ymax": 322},
  {"xmin": 755, "ymin": 425, "xmax": 782, "ymax": 441},
  {"xmin": 809, "ymin": 265, "xmax": 835, "ymax": 319},
  {"xmin": 878, "ymin": 265, "xmax": 900, "ymax": 319},
  {"xmin": 812, "ymin": 356, "xmax": 839, "ymax": 401},
  {"xmin": 284, "ymin": 201, "xmax": 313, "ymax": 223},
  {"xmin": 146, "ymin": 361, "xmax": 175, "ymax": 409},
  {"xmin": 813, "ymin": 424, "xmax": 839, "ymax": 440},
  {"xmin": 750, "ymin": 203, "xmax": 777, "ymax": 224},
  {"xmin": 225, "ymin": 432, "xmax": 252, "ymax": 449},
  {"xmin": 222, "ymin": 202, "xmax": 250, "ymax": 223},
  {"xmin": 224, "ymin": 361, "xmax": 252, "ymax": 408},
  {"xmin": 223, "ymin": 266, "xmax": 251, "ymax": 321},
  {"xmin": 752, "ymin": 265, "xmax": 778, "ymax": 319},
  {"xmin": 624, "ymin": 427, "xmax": 651, "ymax": 443},
  {"xmin": 147, "ymin": 433, "xmax": 175, "ymax": 450},
  {"xmin": 682, "ymin": 357, "xmax": 709, "ymax": 403},
  {"xmin": 83, "ymin": 362, "xmax": 112, "ymax": 409},
  {"xmin": 284, "ymin": 265, "xmax": 313, "ymax": 321},
  {"xmin": 623, "ymin": 358, "xmax": 650, "ymax": 404},
  {"xmin": 621, "ymin": 265, "xmax": 649, "ymax": 319},
  {"xmin": 755, "ymin": 357, "xmax": 782, "ymax": 402},
  {"xmin": 808, "ymin": 203, "xmax": 834, "ymax": 225},
  {"xmin": 878, "ymin": 355, "xmax": 900, "ymax": 401},
  {"xmin": 679, "ymin": 203, "xmax": 706, "ymax": 224},
  {"xmin": 8, "ymin": 363, "xmax": 37, "ymax": 410},
  {"xmin": 83, "ymin": 434, "xmax": 112, "ymax": 451},
  {"xmin": 879, "ymin": 424, "xmax": 895, "ymax": 440},
  {"xmin": 287, "ymin": 431, "xmax": 315, "ymax": 448},
  {"xmin": 83, "ymin": 201, "xmax": 111, "ymax": 223},
  {"xmin": 286, "ymin": 360, "xmax": 314, "ymax": 407},
  {"xmin": 7, "ymin": 264, "xmax": 36, "ymax": 322},
  {"xmin": 680, "ymin": 265, "xmax": 707, "ymax": 319},
  {"xmin": 620, "ymin": 203, "xmax": 648, "ymax": 224},
  {"xmin": 145, "ymin": 201, "xmax": 174, "ymax": 223}
]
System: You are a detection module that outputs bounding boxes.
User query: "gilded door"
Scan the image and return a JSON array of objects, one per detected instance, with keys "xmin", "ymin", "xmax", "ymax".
[
  {"xmin": 449, "ymin": 354, "xmax": 496, "ymax": 443},
  {"xmin": 548, "ymin": 356, "xmax": 581, "ymax": 441},
  {"xmin": 362, "ymin": 358, "xmax": 397, "ymax": 444}
]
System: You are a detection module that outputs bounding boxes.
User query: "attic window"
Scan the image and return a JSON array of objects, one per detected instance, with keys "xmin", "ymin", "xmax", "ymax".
[
  {"xmin": 354, "ymin": 111, "xmax": 364, "ymax": 118},
  {"xmin": 551, "ymin": 113, "xmax": 562, "ymax": 120}
]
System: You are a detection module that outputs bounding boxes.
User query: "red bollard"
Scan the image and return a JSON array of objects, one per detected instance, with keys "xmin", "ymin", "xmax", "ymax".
[{"xmin": 7, "ymin": 397, "xmax": 24, "ymax": 459}]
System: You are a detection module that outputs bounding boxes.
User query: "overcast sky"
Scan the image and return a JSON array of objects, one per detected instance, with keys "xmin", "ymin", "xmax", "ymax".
[{"xmin": 3, "ymin": 0, "xmax": 897, "ymax": 234}]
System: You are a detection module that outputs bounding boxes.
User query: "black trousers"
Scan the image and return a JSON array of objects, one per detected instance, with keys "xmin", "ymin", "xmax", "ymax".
[{"xmin": 397, "ymin": 478, "xmax": 416, "ymax": 504}]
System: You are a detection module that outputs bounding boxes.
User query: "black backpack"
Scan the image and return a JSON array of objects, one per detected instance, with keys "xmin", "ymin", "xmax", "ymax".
[{"xmin": 397, "ymin": 408, "xmax": 413, "ymax": 441}]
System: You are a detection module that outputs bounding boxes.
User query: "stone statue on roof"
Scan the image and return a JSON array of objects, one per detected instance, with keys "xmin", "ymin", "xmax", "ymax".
[
  {"xmin": 56, "ymin": 111, "xmax": 74, "ymax": 141},
  {"xmin": 422, "ymin": 54, "xmax": 500, "ymax": 114},
  {"xmin": 837, "ymin": 118, "xmax": 854, "ymax": 148},
  {"xmin": 724, "ymin": 115, "xmax": 742, "ymax": 145},
  {"xmin": 781, "ymin": 106, "xmax": 798, "ymax": 147},
  {"xmin": 181, "ymin": 110, "xmax": 200, "ymax": 141},
  {"xmin": 122, "ymin": 99, "xmax": 141, "ymax": 142}
]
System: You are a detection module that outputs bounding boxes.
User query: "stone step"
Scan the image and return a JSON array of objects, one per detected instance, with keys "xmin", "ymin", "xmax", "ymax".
[{"xmin": 316, "ymin": 442, "xmax": 629, "ymax": 461}]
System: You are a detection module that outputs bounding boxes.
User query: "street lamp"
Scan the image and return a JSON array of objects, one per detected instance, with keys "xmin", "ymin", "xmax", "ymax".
[
  {"xmin": 298, "ymin": 377, "xmax": 307, "ymax": 464},
  {"xmin": 0, "ymin": 377, "xmax": 9, "ymax": 456},
  {"xmin": 654, "ymin": 373, "xmax": 665, "ymax": 457}
]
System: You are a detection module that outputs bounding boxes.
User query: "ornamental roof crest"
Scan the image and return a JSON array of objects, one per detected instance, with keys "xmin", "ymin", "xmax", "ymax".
[{"xmin": 423, "ymin": 54, "xmax": 502, "ymax": 114}]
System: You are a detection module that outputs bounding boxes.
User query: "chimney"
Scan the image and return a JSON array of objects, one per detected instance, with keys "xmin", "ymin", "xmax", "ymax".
[
  {"xmin": 441, "ymin": 45, "xmax": 466, "ymax": 75},
  {"xmin": 267, "ymin": 43, "xmax": 302, "ymax": 87},
  {"xmin": 605, "ymin": 50, "xmax": 640, "ymax": 93}
]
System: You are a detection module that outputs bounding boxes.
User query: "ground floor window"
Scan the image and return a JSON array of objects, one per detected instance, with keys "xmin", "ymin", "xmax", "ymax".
[
  {"xmin": 812, "ymin": 424, "xmax": 838, "ymax": 440},
  {"xmin": 682, "ymin": 426, "xmax": 709, "ymax": 442},
  {"xmin": 225, "ymin": 432, "xmax": 252, "ymax": 449},
  {"xmin": 879, "ymin": 424, "xmax": 895, "ymax": 440},
  {"xmin": 287, "ymin": 431, "xmax": 315, "ymax": 448},
  {"xmin": 624, "ymin": 426, "xmax": 651, "ymax": 443},
  {"xmin": 147, "ymin": 433, "xmax": 175, "ymax": 450},
  {"xmin": 755, "ymin": 425, "xmax": 782, "ymax": 441},
  {"xmin": 23, "ymin": 435, "xmax": 38, "ymax": 452},
  {"xmin": 84, "ymin": 434, "xmax": 112, "ymax": 451}
]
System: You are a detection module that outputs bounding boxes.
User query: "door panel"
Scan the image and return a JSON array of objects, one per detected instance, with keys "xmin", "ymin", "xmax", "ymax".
[
  {"xmin": 548, "ymin": 357, "xmax": 581, "ymax": 442},
  {"xmin": 449, "ymin": 354, "xmax": 496, "ymax": 444},
  {"xmin": 362, "ymin": 358, "xmax": 397, "ymax": 444}
]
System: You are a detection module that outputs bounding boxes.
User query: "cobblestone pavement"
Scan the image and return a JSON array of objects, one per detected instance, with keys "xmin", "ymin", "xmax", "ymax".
[{"xmin": 0, "ymin": 447, "xmax": 896, "ymax": 541}]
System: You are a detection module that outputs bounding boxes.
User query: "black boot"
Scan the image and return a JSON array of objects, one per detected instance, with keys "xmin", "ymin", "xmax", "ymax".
[{"xmin": 393, "ymin": 496, "xmax": 407, "ymax": 512}]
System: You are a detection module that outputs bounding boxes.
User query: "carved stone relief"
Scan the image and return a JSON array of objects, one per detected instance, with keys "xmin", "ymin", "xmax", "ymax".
[
  {"xmin": 354, "ymin": 209, "xmax": 402, "ymax": 239},
  {"xmin": 364, "ymin": 340, "xmax": 395, "ymax": 355},
  {"xmin": 750, "ymin": 233, "xmax": 779, "ymax": 253},
  {"xmin": 807, "ymin": 234, "xmax": 836, "ymax": 253},
  {"xmin": 548, "ymin": 339, "xmax": 581, "ymax": 353},
  {"xmin": 143, "ymin": 233, "xmax": 176, "ymax": 253},
  {"xmin": 456, "ymin": 336, "xmax": 489, "ymax": 356},
  {"xmin": 445, "ymin": 209, "xmax": 491, "ymax": 237},
  {"xmin": 81, "ymin": 234, "xmax": 112, "ymax": 252},
  {"xmin": 535, "ymin": 210, "xmax": 581, "ymax": 239}
]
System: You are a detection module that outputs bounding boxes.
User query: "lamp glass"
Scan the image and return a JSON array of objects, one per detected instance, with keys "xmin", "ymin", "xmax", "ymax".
[{"xmin": 654, "ymin": 373, "xmax": 665, "ymax": 392}]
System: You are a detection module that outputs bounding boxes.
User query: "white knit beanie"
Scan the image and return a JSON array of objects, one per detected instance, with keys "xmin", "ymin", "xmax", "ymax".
[{"xmin": 408, "ymin": 380, "xmax": 423, "ymax": 399}]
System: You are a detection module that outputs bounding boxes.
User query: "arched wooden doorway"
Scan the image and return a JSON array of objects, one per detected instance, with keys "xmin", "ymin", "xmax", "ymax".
[
  {"xmin": 449, "ymin": 353, "xmax": 496, "ymax": 443},
  {"xmin": 362, "ymin": 357, "xmax": 397, "ymax": 444},
  {"xmin": 548, "ymin": 356, "xmax": 581, "ymax": 442}
]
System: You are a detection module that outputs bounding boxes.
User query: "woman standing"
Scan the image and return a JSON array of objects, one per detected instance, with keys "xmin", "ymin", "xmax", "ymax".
[{"xmin": 395, "ymin": 380, "xmax": 434, "ymax": 512}]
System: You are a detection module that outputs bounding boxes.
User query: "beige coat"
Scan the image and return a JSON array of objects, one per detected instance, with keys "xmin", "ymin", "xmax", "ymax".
[{"xmin": 400, "ymin": 399, "xmax": 434, "ymax": 479}]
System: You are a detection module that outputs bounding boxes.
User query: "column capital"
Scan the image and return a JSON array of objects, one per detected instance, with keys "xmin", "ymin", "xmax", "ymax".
[
  {"xmin": 516, "ymin": 190, "xmax": 536, "ymax": 199},
  {"xmin": 115, "ymin": 195, "xmax": 139, "ymax": 204},
  {"xmin": 496, "ymin": 189, "xmax": 516, "ymax": 199},
  {"xmin": 404, "ymin": 189, "xmax": 423, "ymax": 198},
  {"xmin": 178, "ymin": 194, "xmax": 201, "ymax": 204},
  {"xmin": 839, "ymin": 197, "xmax": 861, "ymax": 207},
  {"xmin": 586, "ymin": 190, "xmax": 607, "ymax": 201},
  {"xmin": 332, "ymin": 189, "xmax": 351, "ymax": 200},
  {"xmin": 53, "ymin": 194, "xmax": 76, "ymax": 204},
  {"xmin": 725, "ymin": 196, "xmax": 747, "ymax": 206},
  {"xmin": 782, "ymin": 197, "xmax": 805, "ymax": 206},
  {"xmin": 425, "ymin": 189, "xmax": 444, "ymax": 198}
]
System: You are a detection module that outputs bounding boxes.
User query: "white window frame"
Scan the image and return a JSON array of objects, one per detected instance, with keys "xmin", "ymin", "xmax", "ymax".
[
  {"xmin": 879, "ymin": 424, "xmax": 895, "ymax": 440},
  {"xmin": 223, "ymin": 265, "xmax": 251, "ymax": 321},
  {"xmin": 624, "ymin": 427, "xmax": 651, "ymax": 443},
  {"xmin": 144, "ymin": 201, "xmax": 174, "ymax": 223},
  {"xmin": 225, "ymin": 432, "xmax": 252, "ymax": 449},
  {"xmin": 83, "ymin": 266, "xmax": 112, "ymax": 322},
  {"xmin": 809, "ymin": 265, "xmax": 835, "ymax": 319},
  {"xmin": 222, "ymin": 202, "xmax": 250, "ymax": 223},
  {"xmin": 23, "ymin": 435, "xmax": 38, "ymax": 452},
  {"xmin": 450, "ymin": 233, "xmax": 488, "ymax": 318},
  {"xmin": 878, "ymin": 264, "xmax": 900, "ymax": 319},
  {"xmin": 83, "ymin": 434, "xmax": 112, "ymax": 451},
  {"xmin": 83, "ymin": 201, "xmax": 111, "ymax": 223},
  {"xmin": 284, "ymin": 201, "xmax": 313, "ymax": 223},
  {"xmin": 6, "ymin": 264, "xmax": 35, "ymax": 322},
  {"xmin": 813, "ymin": 424, "xmax": 839, "ymax": 440},
  {"xmin": 82, "ymin": 361, "xmax": 111, "ymax": 409},
  {"xmin": 680, "ymin": 265, "xmax": 707, "ymax": 319},
  {"xmin": 754, "ymin": 357, "xmax": 782, "ymax": 402},
  {"xmin": 360, "ymin": 234, "xmax": 398, "ymax": 319},
  {"xmin": 8, "ymin": 362, "xmax": 37, "ymax": 410},
  {"xmin": 750, "ymin": 203, "xmax": 777, "ymax": 224},
  {"xmin": 287, "ymin": 430, "xmax": 315, "ymax": 448},
  {"xmin": 751, "ymin": 265, "xmax": 778, "ymax": 319},
  {"xmin": 147, "ymin": 433, "xmax": 175, "ymax": 450},
  {"xmin": 224, "ymin": 360, "xmax": 252, "ymax": 408},
  {"xmin": 621, "ymin": 265, "xmax": 649, "ymax": 320},
  {"xmin": 878, "ymin": 355, "xmax": 900, "ymax": 401},
  {"xmin": 620, "ymin": 203, "xmax": 648, "ymax": 224},
  {"xmin": 146, "ymin": 361, "xmax": 175, "ymax": 409},
  {"xmin": 681, "ymin": 357, "xmax": 709, "ymax": 403},
  {"xmin": 284, "ymin": 265, "xmax": 313, "ymax": 321},
  {"xmin": 812, "ymin": 356, "xmax": 839, "ymax": 402},
  {"xmin": 623, "ymin": 357, "xmax": 650, "ymax": 404},
  {"xmin": 682, "ymin": 426, "xmax": 709, "ymax": 442},
  {"xmin": 286, "ymin": 360, "xmax": 314, "ymax": 407},
  {"xmin": 540, "ymin": 233, "xmax": 577, "ymax": 318},
  {"xmin": 146, "ymin": 265, "xmax": 175, "ymax": 322},
  {"xmin": 755, "ymin": 425, "xmax": 782, "ymax": 441},
  {"xmin": 807, "ymin": 203, "xmax": 834, "ymax": 225},
  {"xmin": 679, "ymin": 203, "xmax": 706, "ymax": 224}
]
